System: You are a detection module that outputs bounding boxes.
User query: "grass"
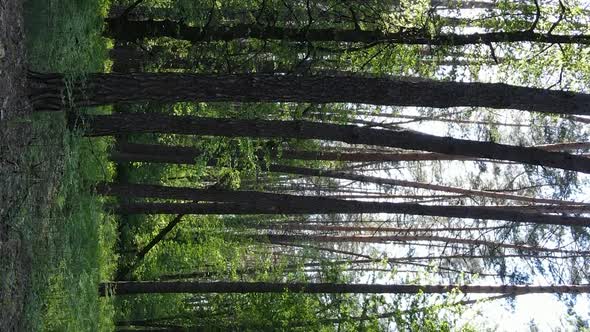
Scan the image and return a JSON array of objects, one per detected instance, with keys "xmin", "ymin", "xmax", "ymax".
[
  {"xmin": 29, "ymin": 131, "xmax": 118, "ymax": 332},
  {"xmin": 4, "ymin": 0, "xmax": 119, "ymax": 330}
]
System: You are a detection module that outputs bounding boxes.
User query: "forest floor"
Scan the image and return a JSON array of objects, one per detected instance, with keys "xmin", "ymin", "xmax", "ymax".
[
  {"xmin": 1, "ymin": 0, "xmax": 117, "ymax": 331},
  {"xmin": 0, "ymin": 0, "xmax": 33, "ymax": 330}
]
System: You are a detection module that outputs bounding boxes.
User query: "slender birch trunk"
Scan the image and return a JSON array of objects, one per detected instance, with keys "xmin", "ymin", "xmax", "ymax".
[{"xmin": 99, "ymin": 281, "xmax": 590, "ymax": 296}]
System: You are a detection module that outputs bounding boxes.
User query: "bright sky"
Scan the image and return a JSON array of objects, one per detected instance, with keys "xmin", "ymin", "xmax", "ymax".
[{"xmin": 472, "ymin": 292, "xmax": 590, "ymax": 330}]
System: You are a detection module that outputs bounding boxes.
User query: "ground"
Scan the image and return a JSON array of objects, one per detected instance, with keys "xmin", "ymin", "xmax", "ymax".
[
  {"xmin": 0, "ymin": 0, "xmax": 27, "ymax": 121},
  {"xmin": 1, "ymin": 0, "xmax": 116, "ymax": 329},
  {"xmin": 0, "ymin": 0, "xmax": 30, "ymax": 330}
]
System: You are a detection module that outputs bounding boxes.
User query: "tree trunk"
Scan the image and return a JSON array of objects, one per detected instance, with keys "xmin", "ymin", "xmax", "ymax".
[
  {"xmin": 99, "ymin": 281, "xmax": 590, "ymax": 296},
  {"xmin": 30, "ymin": 73, "xmax": 590, "ymax": 115},
  {"xmin": 108, "ymin": 45, "xmax": 148, "ymax": 72},
  {"xmin": 110, "ymin": 143, "xmax": 590, "ymax": 205},
  {"xmin": 98, "ymin": 182, "xmax": 590, "ymax": 226},
  {"xmin": 282, "ymin": 150, "xmax": 474, "ymax": 162},
  {"xmin": 266, "ymin": 223, "xmax": 513, "ymax": 234},
  {"xmin": 110, "ymin": 142, "xmax": 474, "ymax": 164},
  {"xmin": 103, "ymin": 18, "xmax": 590, "ymax": 46},
  {"xmin": 157, "ymin": 252, "xmax": 577, "ymax": 281},
  {"xmin": 255, "ymin": 233, "xmax": 588, "ymax": 255},
  {"xmin": 535, "ymin": 142, "xmax": 590, "ymax": 152},
  {"xmin": 85, "ymin": 114, "xmax": 590, "ymax": 173},
  {"xmin": 268, "ymin": 164, "xmax": 590, "ymax": 206}
]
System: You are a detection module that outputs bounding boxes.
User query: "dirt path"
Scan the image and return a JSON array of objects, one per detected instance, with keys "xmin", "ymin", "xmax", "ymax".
[
  {"xmin": 0, "ymin": 0, "xmax": 27, "ymax": 121},
  {"xmin": 0, "ymin": 0, "xmax": 30, "ymax": 331}
]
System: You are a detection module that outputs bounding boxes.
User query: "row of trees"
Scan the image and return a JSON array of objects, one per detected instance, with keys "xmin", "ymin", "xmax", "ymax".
[{"xmin": 39, "ymin": 0, "xmax": 590, "ymax": 330}]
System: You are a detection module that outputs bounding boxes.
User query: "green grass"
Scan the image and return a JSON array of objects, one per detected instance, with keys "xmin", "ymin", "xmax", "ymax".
[
  {"xmin": 31, "ymin": 132, "xmax": 118, "ymax": 332},
  {"xmin": 14, "ymin": 0, "xmax": 118, "ymax": 330}
]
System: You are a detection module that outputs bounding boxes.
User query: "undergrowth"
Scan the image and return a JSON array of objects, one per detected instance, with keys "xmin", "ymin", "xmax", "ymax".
[{"xmin": 14, "ymin": 0, "xmax": 118, "ymax": 330}]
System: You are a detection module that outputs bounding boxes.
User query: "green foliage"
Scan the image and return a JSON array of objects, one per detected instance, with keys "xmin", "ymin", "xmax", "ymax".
[
  {"xmin": 16, "ymin": 118, "xmax": 118, "ymax": 332},
  {"xmin": 25, "ymin": 0, "xmax": 110, "ymax": 77},
  {"xmin": 32, "ymin": 0, "xmax": 588, "ymax": 330},
  {"xmin": 390, "ymin": 292, "xmax": 476, "ymax": 332},
  {"xmin": 16, "ymin": 0, "xmax": 117, "ymax": 330}
]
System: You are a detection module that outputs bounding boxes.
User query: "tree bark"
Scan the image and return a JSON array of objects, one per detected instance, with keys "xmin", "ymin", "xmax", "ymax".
[
  {"xmin": 110, "ymin": 142, "xmax": 590, "ymax": 206},
  {"xmin": 282, "ymin": 150, "xmax": 474, "ymax": 162},
  {"xmin": 255, "ymin": 233, "xmax": 588, "ymax": 255},
  {"xmin": 98, "ymin": 182, "xmax": 590, "ymax": 226},
  {"xmin": 268, "ymin": 164, "xmax": 590, "ymax": 206},
  {"xmin": 85, "ymin": 114, "xmax": 590, "ymax": 173},
  {"xmin": 99, "ymin": 281, "xmax": 590, "ymax": 296},
  {"xmin": 156, "ymin": 253, "xmax": 577, "ymax": 281},
  {"xmin": 103, "ymin": 18, "xmax": 590, "ymax": 46},
  {"xmin": 30, "ymin": 73, "xmax": 590, "ymax": 115},
  {"xmin": 266, "ymin": 223, "xmax": 513, "ymax": 234},
  {"xmin": 110, "ymin": 142, "xmax": 473, "ymax": 164}
]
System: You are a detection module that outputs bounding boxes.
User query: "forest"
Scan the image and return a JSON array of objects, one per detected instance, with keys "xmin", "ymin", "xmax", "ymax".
[{"xmin": 1, "ymin": 0, "xmax": 590, "ymax": 330}]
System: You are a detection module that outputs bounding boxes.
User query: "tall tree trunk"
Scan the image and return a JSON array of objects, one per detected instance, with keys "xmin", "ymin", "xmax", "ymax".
[
  {"xmin": 103, "ymin": 18, "xmax": 590, "ymax": 46},
  {"xmin": 157, "ymin": 253, "xmax": 577, "ymax": 281},
  {"xmin": 254, "ymin": 233, "xmax": 588, "ymax": 255},
  {"xmin": 85, "ymin": 114, "xmax": 590, "ymax": 173},
  {"xmin": 347, "ymin": 112, "xmax": 534, "ymax": 128},
  {"xmin": 536, "ymin": 142, "xmax": 590, "ymax": 152},
  {"xmin": 282, "ymin": 150, "xmax": 475, "ymax": 162},
  {"xmin": 98, "ymin": 182, "xmax": 590, "ymax": 226},
  {"xmin": 30, "ymin": 73, "xmax": 590, "ymax": 115},
  {"xmin": 108, "ymin": 45, "xmax": 149, "ymax": 72},
  {"xmin": 268, "ymin": 164, "xmax": 590, "ymax": 206},
  {"xmin": 568, "ymin": 115, "xmax": 590, "ymax": 124},
  {"xmin": 99, "ymin": 281, "xmax": 590, "ymax": 296},
  {"xmin": 110, "ymin": 142, "xmax": 475, "ymax": 164},
  {"xmin": 265, "ymin": 223, "xmax": 513, "ymax": 233}
]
